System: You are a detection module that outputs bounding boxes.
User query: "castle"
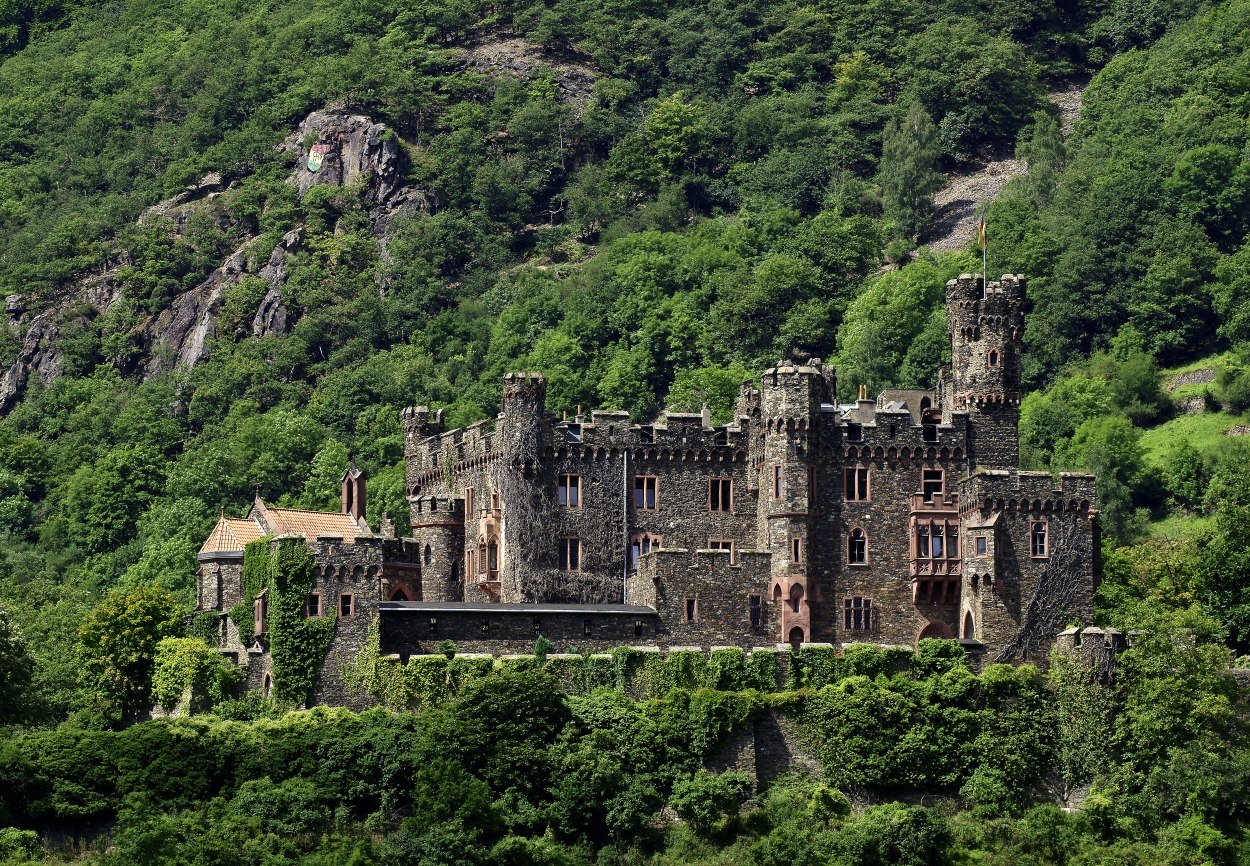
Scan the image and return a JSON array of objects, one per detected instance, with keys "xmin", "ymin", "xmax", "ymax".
[{"xmin": 196, "ymin": 274, "xmax": 1100, "ymax": 703}]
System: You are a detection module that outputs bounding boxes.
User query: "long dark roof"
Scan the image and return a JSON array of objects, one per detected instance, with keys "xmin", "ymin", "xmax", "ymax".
[{"xmin": 379, "ymin": 601, "xmax": 657, "ymax": 615}]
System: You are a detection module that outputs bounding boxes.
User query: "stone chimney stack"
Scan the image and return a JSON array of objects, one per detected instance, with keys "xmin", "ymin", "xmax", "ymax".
[{"xmin": 341, "ymin": 464, "xmax": 366, "ymax": 522}]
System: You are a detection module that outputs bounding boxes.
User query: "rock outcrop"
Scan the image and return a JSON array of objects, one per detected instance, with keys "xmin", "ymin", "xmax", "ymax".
[{"xmin": 0, "ymin": 106, "xmax": 430, "ymax": 409}]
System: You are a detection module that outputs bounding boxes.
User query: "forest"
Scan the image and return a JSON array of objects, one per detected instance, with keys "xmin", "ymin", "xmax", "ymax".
[{"xmin": 1, "ymin": 0, "xmax": 1250, "ymax": 857}]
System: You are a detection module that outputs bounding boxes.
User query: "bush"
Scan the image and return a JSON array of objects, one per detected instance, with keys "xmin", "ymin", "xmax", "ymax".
[{"xmin": 669, "ymin": 770, "xmax": 753, "ymax": 835}]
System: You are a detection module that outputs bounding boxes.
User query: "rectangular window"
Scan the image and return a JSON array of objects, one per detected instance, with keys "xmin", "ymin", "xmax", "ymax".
[
  {"xmin": 559, "ymin": 538, "xmax": 581, "ymax": 572},
  {"xmin": 709, "ymin": 478, "xmax": 733, "ymax": 512},
  {"xmin": 772, "ymin": 465, "xmax": 783, "ymax": 499},
  {"xmin": 634, "ymin": 476, "xmax": 658, "ymax": 510},
  {"xmin": 478, "ymin": 544, "xmax": 487, "ymax": 575},
  {"xmin": 1031, "ymin": 521, "xmax": 1049, "ymax": 559},
  {"xmin": 566, "ymin": 423, "xmax": 582, "ymax": 443},
  {"xmin": 931, "ymin": 529, "xmax": 944, "ymax": 559},
  {"xmin": 339, "ymin": 593, "xmax": 354, "ymax": 619},
  {"xmin": 847, "ymin": 424, "xmax": 863, "ymax": 442},
  {"xmin": 975, "ymin": 536, "xmax": 987, "ymax": 556},
  {"xmin": 749, "ymin": 595, "xmax": 762, "ymax": 630},
  {"xmin": 254, "ymin": 597, "xmax": 267, "ymax": 635},
  {"xmin": 685, "ymin": 598, "xmax": 698, "ymax": 623},
  {"xmin": 558, "ymin": 474, "xmax": 581, "ymax": 508},
  {"xmin": 428, "ymin": 617, "xmax": 438, "ymax": 634},
  {"xmin": 464, "ymin": 486, "xmax": 475, "ymax": 517},
  {"xmin": 922, "ymin": 469, "xmax": 944, "ymax": 502},
  {"xmin": 639, "ymin": 426, "xmax": 655, "ymax": 444},
  {"xmin": 917, "ymin": 524, "xmax": 930, "ymax": 559},
  {"xmin": 304, "ymin": 592, "xmax": 320, "ymax": 618},
  {"xmin": 947, "ymin": 523, "xmax": 959, "ymax": 555},
  {"xmin": 491, "ymin": 492, "xmax": 500, "ymax": 511},
  {"xmin": 792, "ymin": 536, "xmax": 805, "ymax": 564},
  {"xmin": 845, "ymin": 467, "xmax": 869, "ymax": 501},
  {"xmin": 844, "ymin": 597, "xmax": 873, "ymax": 631},
  {"xmin": 487, "ymin": 541, "xmax": 499, "ymax": 573},
  {"xmin": 708, "ymin": 538, "xmax": 736, "ymax": 563},
  {"xmin": 634, "ymin": 620, "xmax": 644, "ymax": 637}
]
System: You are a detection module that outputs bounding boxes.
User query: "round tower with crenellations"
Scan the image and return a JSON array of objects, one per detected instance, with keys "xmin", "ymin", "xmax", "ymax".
[{"xmin": 946, "ymin": 273, "xmax": 1025, "ymax": 468}]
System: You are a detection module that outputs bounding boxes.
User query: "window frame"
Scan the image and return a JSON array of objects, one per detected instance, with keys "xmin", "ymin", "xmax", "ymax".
[
  {"xmin": 1031, "ymin": 520, "xmax": 1049, "ymax": 559},
  {"xmin": 791, "ymin": 536, "xmax": 805, "ymax": 565},
  {"xmin": 708, "ymin": 477, "xmax": 733, "ymax": 512},
  {"xmin": 845, "ymin": 466, "xmax": 870, "ymax": 501},
  {"xmin": 844, "ymin": 596, "xmax": 873, "ymax": 631},
  {"xmin": 922, "ymin": 468, "xmax": 944, "ymax": 502},
  {"xmin": 634, "ymin": 475, "xmax": 659, "ymax": 511},
  {"xmin": 685, "ymin": 597, "xmax": 699, "ymax": 623},
  {"xmin": 304, "ymin": 591, "xmax": 321, "ymax": 619},
  {"xmin": 772, "ymin": 465, "xmax": 783, "ymax": 499},
  {"xmin": 975, "ymin": 535, "xmax": 987, "ymax": 556},
  {"xmin": 339, "ymin": 592, "xmax": 355, "ymax": 619},
  {"xmin": 707, "ymin": 538, "xmax": 736, "ymax": 564},
  {"xmin": 848, "ymin": 527, "xmax": 868, "ymax": 565},
  {"xmin": 559, "ymin": 537, "xmax": 582, "ymax": 572},
  {"xmin": 630, "ymin": 533, "xmax": 662, "ymax": 570},
  {"xmin": 557, "ymin": 473, "xmax": 581, "ymax": 509},
  {"xmin": 464, "ymin": 486, "xmax": 475, "ymax": 517}
]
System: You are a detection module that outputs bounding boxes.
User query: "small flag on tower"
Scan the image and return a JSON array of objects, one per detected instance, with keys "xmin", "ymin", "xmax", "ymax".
[{"xmin": 977, "ymin": 209, "xmax": 987, "ymax": 251}]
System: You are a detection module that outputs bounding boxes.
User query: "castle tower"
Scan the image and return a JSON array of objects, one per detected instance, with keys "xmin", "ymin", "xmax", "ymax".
[
  {"xmin": 495, "ymin": 373, "xmax": 550, "ymax": 602},
  {"xmin": 946, "ymin": 274, "xmax": 1025, "ymax": 468},
  {"xmin": 757, "ymin": 362, "xmax": 828, "ymax": 645},
  {"xmin": 409, "ymin": 495, "xmax": 465, "ymax": 602}
]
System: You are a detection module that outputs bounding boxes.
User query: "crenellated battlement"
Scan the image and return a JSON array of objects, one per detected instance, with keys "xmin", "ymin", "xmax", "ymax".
[{"xmin": 960, "ymin": 469, "xmax": 1096, "ymax": 515}]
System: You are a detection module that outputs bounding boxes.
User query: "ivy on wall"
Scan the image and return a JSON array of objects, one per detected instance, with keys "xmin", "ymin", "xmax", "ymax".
[{"xmin": 229, "ymin": 537, "xmax": 337, "ymax": 706}]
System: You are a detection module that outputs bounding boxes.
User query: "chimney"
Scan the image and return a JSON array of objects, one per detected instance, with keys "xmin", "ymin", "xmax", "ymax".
[{"xmin": 341, "ymin": 464, "xmax": 366, "ymax": 522}]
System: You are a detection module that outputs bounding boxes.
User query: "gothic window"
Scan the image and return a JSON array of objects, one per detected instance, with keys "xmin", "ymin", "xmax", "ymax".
[
  {"xmin": 389, "ymin": 585, "xmax": 411, "ymax": 602},
  {"xmin": 559, "ymin": 538, "xmax": 581, "ymax": 572},
  {"xmin": 262, "ymin": 673, "xmax": 272, "ymax": 698},
  {"xmin": 922, "ymin": 469, "xmax": 944, "ymax": 502},
  {"xmin": 1031, "ymin": 521, "xmax": 1049, "ymax": 559},
  {"xmin": 848, "ymin": 528, "xmax": 868, "ymax": 564},
  {"xmin": 789, "ymin": 583, "xmax": 804, "ymax": 613},
  {"xmin": 487, "ymin": 540, "xmax": 499, "ymax": 572},
  {"xmin": 631, "ymin": 534, "xmax": 661, "ymax": 569},
  {"xmin": 772, "ymin": 465, "xmax": 783, "ymax": 498},
  {"xmin": 749, "ymin": 595, "xmax": 762, "ymax": 630},
  {"xmin": 685, "ymin": 598, "xmax": 698, "ymax": 622},
  {"xmin": 844, "ymin": 597, "xmax": 873, "ymax": 631},
  {"xmin": 988, "ymin": 349, "xmax": 1000, "ymax": 368},
  {"xmin": 339, "ymin": 593, "xmax": 354, "ymax": 619},
  {"xmin": 845, "ymin": 466, "xmax": 869, "ymax": 501},
  {"xmin": 634, "ymin": 476, "xmax": 658, "ymax": 510},
  {"xmin": 709, "ymin": 477, "xmax": 733, "ymax": 512},
  {"xmin": 963, "ymin": 611, "xmax": 976, "ymax": 639},
  {"xmin": 304, "ymin": 592, "xmax": 321, "ymax": 618},
  {"xmin": 707, "ymin": 538, "xmax": 735, "ymax": 563},
  {"xmin": 558, "ymin": 474, "xmax": 581, "ymax": 508},
  {"xmin": 423, "ymin": 544, "xmax": 432, "ymax": 566}
]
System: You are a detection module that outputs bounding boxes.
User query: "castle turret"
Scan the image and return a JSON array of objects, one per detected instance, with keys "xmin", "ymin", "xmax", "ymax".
[
  {"xmin": 496, "ymin": 372, "xmax": 549, "ymax": 602},
  {"xmin": 946, "ymin": 274, "xmax": 1025, "ymax": 468},
  {"xmin": 757, "ymin": 361, "xmax": 828, "ymax": 645},
  {"xmin": 341, "ymin": 464, "xmax": 366, "ymax": 523},
  {"xmin": 410, "ymin": 495, "xmax": 465, "ymax": 601}
]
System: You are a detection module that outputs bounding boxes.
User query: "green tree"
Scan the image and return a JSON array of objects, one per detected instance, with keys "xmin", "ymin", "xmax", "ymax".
[
  {"xmin": 0, "ymin": 605, "xmax": 35, "ymax": 724},
  {"xmin": 877, "ymin": 102, "xmax": 943, "ymax": 240},
  {"xmin": 76, "ymin": 584, "xmax": 183, "ymax": 715}
]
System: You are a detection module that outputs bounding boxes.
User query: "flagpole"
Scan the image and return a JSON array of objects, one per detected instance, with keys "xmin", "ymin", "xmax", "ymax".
[{"xmin": 980, "ymin": 205, "xmax": 988, "ymax": 294}]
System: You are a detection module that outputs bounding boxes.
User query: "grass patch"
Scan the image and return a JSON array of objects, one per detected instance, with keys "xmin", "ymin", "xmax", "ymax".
[
  {"xmin": 1148, "ymin": 511, "xmax": 1212, "ymax": 540},
  {"xmin": 1139, "ymin": 410, "xmax": 1246, "ymax": 465}
]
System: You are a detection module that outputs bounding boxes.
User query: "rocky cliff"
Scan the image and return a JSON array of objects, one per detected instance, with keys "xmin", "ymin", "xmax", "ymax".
[{"xmin": 0, "ymin": 106, "xmax": 431, "ymax": 412}]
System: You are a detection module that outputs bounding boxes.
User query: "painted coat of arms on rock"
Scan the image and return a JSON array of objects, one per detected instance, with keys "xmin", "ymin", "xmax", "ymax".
[{"xmin": 307, "ymin": 143, "xmax": 330, "ymax": 173}]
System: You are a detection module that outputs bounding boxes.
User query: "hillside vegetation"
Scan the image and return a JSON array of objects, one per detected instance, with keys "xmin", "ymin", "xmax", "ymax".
[{"xmin": 2, "ymin": 0, "xmax": 1250, "ymax": 858}]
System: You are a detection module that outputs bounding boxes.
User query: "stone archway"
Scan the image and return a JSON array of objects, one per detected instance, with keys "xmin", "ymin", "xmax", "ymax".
[
  {"xmin": 917, "ymin": 620, "xmax": 954, "ymax": 643},
  {"xmin": 788, "ymin": 626, "xmax": 805, "ymax": 651}
]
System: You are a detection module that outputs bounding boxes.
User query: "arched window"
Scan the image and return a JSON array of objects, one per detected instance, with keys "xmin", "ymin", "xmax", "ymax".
[
  {"xmin": 848, "ymin": 528, "xmax": 868, "ymax": 564},
  {"xmin": 963, "ymin": 611, "xmax": 976, "ymax": 639},
  {"xmin": 389, "ymin": 585, "xmax": 411, "ymax": 602},
  {"xmin": 487, "ymin": 540, "xmax": 499, "ymax": 572},
  {"xmin": 423, "ymin": 544, "xmax": 432, "ymax": 566},
  {"xmin": 262, "ymin": 673, "xmax": 272, "ymax": 698},
  {"xmin": 789, "ymin": 583, "xmax": 804, "ymax": 613},
  {"xmin": 988, "ymin": 349, "xmax": 1000, "ymax": 368},
  {"xmin": 772, "ymin": 584, "xmax": 783, "ymax": 602}
]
